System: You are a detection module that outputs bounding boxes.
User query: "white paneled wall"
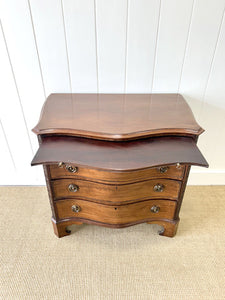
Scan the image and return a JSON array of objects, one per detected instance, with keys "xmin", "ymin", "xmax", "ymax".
[
  {"xmin": 126, "ymin": 0, "xmax": 160, "ymax": 92},
  {"xmin": 0, "ymin": 0, "xmax": 225, "ymax": 185},
  {"xmin": 152, "ymin": 0, "xmax": 194, "ymax": 92},
  {"xmin": 96, "ymin": 0, "xmax": 128, "ymax": 92},
  {"xmin": 63, "ymin": 0, "xmax": 98, "ymax": 92}
]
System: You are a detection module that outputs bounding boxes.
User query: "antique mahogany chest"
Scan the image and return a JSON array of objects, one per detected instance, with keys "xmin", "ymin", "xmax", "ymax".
[{"xmin": 31, "ymin": 94, "xmax": 208, "ymax": 238}]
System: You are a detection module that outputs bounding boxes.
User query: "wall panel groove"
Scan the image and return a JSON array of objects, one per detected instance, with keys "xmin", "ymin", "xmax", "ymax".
[
  {"xmin": 202, "ymin": 4, "xmax": 225, "ymax": 103},
  {"xmin": 124, "ymin": 0, "xmax": 129, "ymax": 93},
  {"xmin": 60, "ymin": 0, "xmax": 72, "ymax": 93},
  {"xmin": 0, "ymin": 20, "xmax": 34, "ymax": 154},
  {"xmin": 62, "ymin": 0, "xmax": 98, "ymax": 92},
  {"xmin": 178, "ymin": 0, "xmax": 225, "ymax": 101},
  {"xmin": 204, "ymin": 6, "xmax": 225, "ymax": 107},
  {"xmin": 126, "ymin": 0, "xmax": 161, "ymax": 93},
  {"xmin": 0, "ymin": 1, "xmax": 225, "ymax": 184},
  {"xmin": 95, "ymin": 0, "xmax": 128, "ymax": 92},
  {"xmin": 150, "ymin": 0, "xmax": 162, "ymax": 93},
  {"xmin": 0, "ymin": 19, "xmax": 37, "ymax": 184},
  {"xmin": 0, "ymin": 119, "xmax": 16, "ymax": 170},
  {"xmin": 27, "ymin": 0, "xmax": 46, "ymax": 99},
  {"xmin": 0, "ymin": 0, "xmax": 47, "ymax": 157},
  {"xmin": 152, "ymin": 0, "xmax": 195, "ymax": 93},
  {"xmin": 94, "ymin": 0, "xmax": 99, "ymax": 93},
  {"xmin": 177, "ymin": 0, "xmax": 195, "ymax": 93},
  {"xmin": 29, "ymin": 0, "xmax": 71, "ymax": 95}
]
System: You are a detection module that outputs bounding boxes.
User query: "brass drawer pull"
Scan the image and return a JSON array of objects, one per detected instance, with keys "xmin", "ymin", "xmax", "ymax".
[
  {"xmin": 153, "ymin": 183, "xmax": 164, "ymax": 192},
  {"xmin": 151, "ymin": 205, "xmax": 160, "ymax": 213},
  {"xmin": 66, "ymin": 165, "xmax": 78, "ymax": 173},
  {"xmin": 68, "ymin": 184, "xmax": 79, "ymax": 192},
  {"xmin": 158, "ymin": 166, "xmax": 168, "ymax": 173},
  {"xmin": 176, "ymin": 163, "xmax": 181, "ymax": 169},
  {"xmin": 71, "ymin": 205, "xmax": 81, "ymax": 213},
  {"xmin": 58, "ymin": 162, "xmax": 78, "ymax": 173}
]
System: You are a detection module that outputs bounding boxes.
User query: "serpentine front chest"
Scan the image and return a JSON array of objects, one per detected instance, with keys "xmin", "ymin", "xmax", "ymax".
[{"xmin": 31, "ymin": 94, "xmax": 208, "ymax": 238}]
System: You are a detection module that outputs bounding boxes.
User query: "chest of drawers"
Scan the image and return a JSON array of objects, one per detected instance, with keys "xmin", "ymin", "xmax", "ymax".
[{"xmin": 31, "ymin": 94, "xmax": 208, "ymax": 238}]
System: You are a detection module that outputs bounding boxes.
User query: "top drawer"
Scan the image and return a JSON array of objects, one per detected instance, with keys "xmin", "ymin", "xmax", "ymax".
[{"xmin": 49, "ymin": 163, "xmax": 185, "ymax": 183}]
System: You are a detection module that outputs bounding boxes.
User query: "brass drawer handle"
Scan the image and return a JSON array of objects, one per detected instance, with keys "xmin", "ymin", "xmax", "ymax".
[
  {"xmin": 71, "ymin": 205, "xmax": 81, "ymax": 213},
  {"xmin": 151, "ymin": 205, "xmax": 160, "ymax": 213},
  {"xmin": 153, "ymin": 184, "xmax": 164, "ymax": 192},
  {"xmin": 68, "ymin": 184, "xmax": 79, "ymax": 192},
  {"xmin": 158, "ymin": 166, "xmax": 168, "ymax": 173},
  {"xmin": 58, "ymin": 162, "xmax": 78, "ymax": 173},
  {"xmin": 176, "ymin": 163, "xmax": 181, "ymax": 169},
  {"xmin": 66, "ymin": 165, "xmax": 78, "ymax": 173}
]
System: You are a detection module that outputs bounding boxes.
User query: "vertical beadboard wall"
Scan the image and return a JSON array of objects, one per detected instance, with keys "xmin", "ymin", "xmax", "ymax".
[{"xmin": 0, "ymin": 0, "xmax": 225, "ymax": 185}]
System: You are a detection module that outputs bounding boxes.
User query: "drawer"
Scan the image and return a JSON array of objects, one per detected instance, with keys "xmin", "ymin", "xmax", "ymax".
[
  {"xmin": 49, "ymin": 163, "xmax": 185, "ymax": 183},
  {"xmin": 52, "ymin": 178, "xmax": 181, "ymax": 203},
  {"xmin": 55, "ymin": 199, "xmax": 177, "ymax": 224}
]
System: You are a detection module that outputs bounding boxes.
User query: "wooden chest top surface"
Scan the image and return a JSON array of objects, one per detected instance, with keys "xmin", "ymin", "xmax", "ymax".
[{"xmin": 32, "ymin": 93, "xmax": 203, "ymax": 140}]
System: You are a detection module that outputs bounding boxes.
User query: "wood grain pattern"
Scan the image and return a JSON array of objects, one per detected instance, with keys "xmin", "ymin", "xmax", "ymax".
[
  {"xmin": 52, "ymin": 178, "xmax": 181, "ymax": 203},
  {"xmin": 147, "ymin": 218, "xmax": 179, "ymax": 237},
  {"xmin": 32, "ymin": 93, "xmax": 204, "ymax": 139},
  {"xmin": 32, "ymin": 93, "xmax": 208, "ymax": 238},
  {"xmin": 42, "ymin": 164, "xmax": 57, "ymax": 220},
  {"xmin": 49, "ymin": 163, "xmax": 185, "ymax": 183},
  {"xmin": 55, "ymin": 198, "xmax": 177, "ymax": 224},
  {"xmin": 51, "ymin": 218, "xmax": 82, "ymax": 238},
  {"xmin": 174, "ymin": 165, "xmax": 190, "ymax": 219},
  {"xmin": 31, "ymin": 135, "xmax": 209, "ymax": 170},
  {"xmin": 51, "ymin": 217, "xmax": 179, "ymax": 238}
]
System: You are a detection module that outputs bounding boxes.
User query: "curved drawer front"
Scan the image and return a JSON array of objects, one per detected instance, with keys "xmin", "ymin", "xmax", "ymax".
[
  {"xmin": 52, "ymin": 178, "xmax": 181, "ymax": 203},
  {"xmin": 49, "ymin": 164, "xmax": 185, "ymax": 183},
  {"xmin": 55, "ymin": 199, "xmax": 177, "ymax": 224}
]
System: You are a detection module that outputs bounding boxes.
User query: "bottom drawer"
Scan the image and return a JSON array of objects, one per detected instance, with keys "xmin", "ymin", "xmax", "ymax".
[{"xmin": 55, "ymin": 199, "xmax": 177, "ymax": 225}]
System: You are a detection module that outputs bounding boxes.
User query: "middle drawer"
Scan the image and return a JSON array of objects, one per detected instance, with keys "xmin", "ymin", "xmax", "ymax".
[{"xmin": 51, "ymin": 178, "xmax": 181, "ymax": 203}]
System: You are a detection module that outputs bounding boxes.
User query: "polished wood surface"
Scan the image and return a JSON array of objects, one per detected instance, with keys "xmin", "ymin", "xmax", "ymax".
[
  {"xmin": 52, "ymin": 178, "xmax": 181, "ymax": 203},
  {"xmin": 147, "ymin": 219, "xmax": 179, "ymax": 237},
  {"xmin": 174, "ymin": 165, "xmax": 191, "ymax": 219},
  {"xmin": 55, "ymin": 199, "xmax": 177, "ymax": 224},
  {"xmin": 49, "ymin": 163, "xmax": 185, "ymax": 183},
  {"xmin": 52, "ymin": 218, "xmax": 82, "ymax": 238},
  {"xmin": 51, "ymin": 217, "xmax": 179, "ymax": 238},
  {"xmin": 31, "ymin": 136, "xmax": 209, "ymax": 170},
  {"xmin": 32, "ymin": 93, "xmax": 204, "ymax": 140},
  {"xmin": 31, "ymin": 94, "xmax": 208, "ymax": 238}
]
